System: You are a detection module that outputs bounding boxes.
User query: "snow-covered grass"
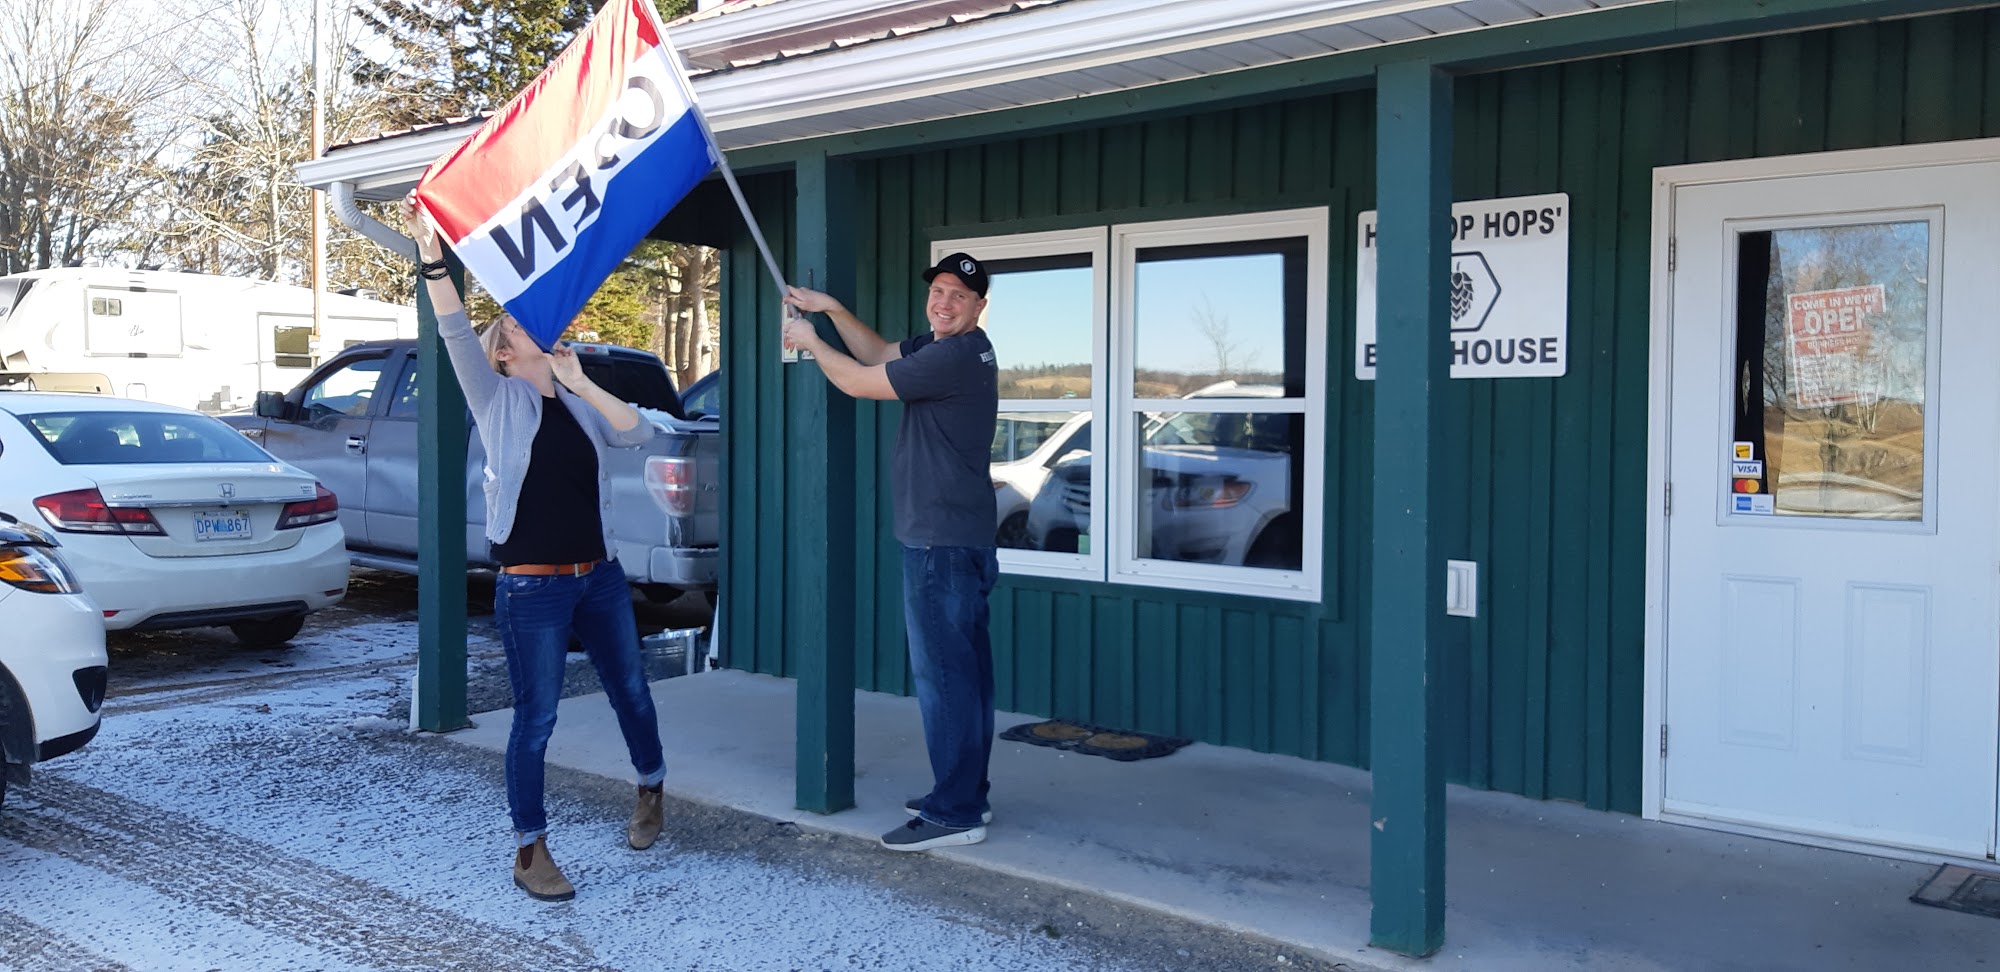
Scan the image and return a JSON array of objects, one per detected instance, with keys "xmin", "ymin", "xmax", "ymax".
[{"xmin": 1, "ymin": 628, "xmax": 1130, "ymax": 972}]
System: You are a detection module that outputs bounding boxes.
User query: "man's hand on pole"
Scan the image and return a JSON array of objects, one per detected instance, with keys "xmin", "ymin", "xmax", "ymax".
[{"xmin": 781, "ymin": 308, "xmax": 824, "ymax": 356}]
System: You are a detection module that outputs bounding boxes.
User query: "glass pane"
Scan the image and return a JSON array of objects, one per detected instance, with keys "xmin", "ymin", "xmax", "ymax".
[
  {"xmin": 993, "ymin": 411, "xmax": 1089, "ymax": 550},
  {"xmin": 1131, "ymin": 239, "xmax": 1306, "ymax": 399},
  {"xmin": 1732, "ymin": 221, "xmax": 1929, "ymax": 521},
  {"xmin": 24, "ymin": 411, "xmax": 271, "ymax": 465},
  {"xmin": 1132, "ymin": 411, "xmax": 1301, "ymax": 569},
  {"xmin": 983, "ymin": 257, "xmax": 1093, "ymax": 401},
  {"xmin": 303, "ymin": 358, "xmax": 385, "ymax": 417},
  {"xmin": 273, "ymin": 325, "xmax": 314, "ymax": 369}
]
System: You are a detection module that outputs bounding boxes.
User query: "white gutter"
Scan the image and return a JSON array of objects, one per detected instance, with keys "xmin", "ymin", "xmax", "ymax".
[
  {"xmin": 295, "ymin": 120, "xmax": 480, "ymax": 197},
  {"xmin": 329, "ymin": 182, "xmax": 417, "ymax": 262}
]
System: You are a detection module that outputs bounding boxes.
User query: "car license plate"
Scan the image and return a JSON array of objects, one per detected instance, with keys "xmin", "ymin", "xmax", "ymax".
[{"xmin": 193, "ymin": 510, "xmax": 253, "ymax": 542}]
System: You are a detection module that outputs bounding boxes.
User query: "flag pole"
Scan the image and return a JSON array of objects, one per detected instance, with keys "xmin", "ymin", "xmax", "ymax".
[{"xmin": 654, "ymin": 8, "xmax": 789, "ymax": 301}]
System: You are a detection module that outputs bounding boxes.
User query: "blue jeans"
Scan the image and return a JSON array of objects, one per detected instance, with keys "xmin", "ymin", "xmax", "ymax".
[
  {"xmin": 495, "ymin": 559, "xmax": 664, "ymax": 842},
  {"xmin": 902, "ymin": 544, "xmax": 999, "ymax": 829}
]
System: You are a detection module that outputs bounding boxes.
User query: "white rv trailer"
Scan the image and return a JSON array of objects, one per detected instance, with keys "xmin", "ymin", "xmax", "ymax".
[{"xmin": 0, "ymin": 268, "xmax": 417, "ymax": 412}]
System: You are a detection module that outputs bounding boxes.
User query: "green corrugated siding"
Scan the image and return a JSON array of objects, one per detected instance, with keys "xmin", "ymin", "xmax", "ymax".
[{"xmin": 721, "ymin": 10, "xmax": 2000, "ymax": 814}]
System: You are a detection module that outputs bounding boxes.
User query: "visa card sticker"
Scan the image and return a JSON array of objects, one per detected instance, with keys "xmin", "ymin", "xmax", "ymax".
[{"xmin": 1731, "ymin": 459, "xmax": 1764, "ymax": 478}]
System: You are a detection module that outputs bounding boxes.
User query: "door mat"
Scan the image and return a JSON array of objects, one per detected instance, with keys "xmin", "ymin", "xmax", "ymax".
[
  {"xmin": 999, "ymin": 719, "xmax": 1192, "ymax": 762},
  {"xmin": 1911, "ymin": 864, "xmax": 2000, "ymax": 919}
]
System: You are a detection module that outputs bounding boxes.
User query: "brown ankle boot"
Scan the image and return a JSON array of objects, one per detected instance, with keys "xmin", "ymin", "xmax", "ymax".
[
  {"xmin": 629, "ymin": 784, "xmax": 664, "ymax": 850},
  {"xmin": 513, "ymin": 835, "xmax": 575, "ymax": 901}
]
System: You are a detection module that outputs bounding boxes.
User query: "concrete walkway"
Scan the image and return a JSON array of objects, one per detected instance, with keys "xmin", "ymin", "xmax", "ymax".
[{"xmin": 447, "ymin": 669, "xmax": 2000, "ymax": 971}]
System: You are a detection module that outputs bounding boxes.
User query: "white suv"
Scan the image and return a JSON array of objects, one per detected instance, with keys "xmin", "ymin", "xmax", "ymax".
[{"xmin": 0, "ymin": 511, "xmax": 106, "ymax": 808}]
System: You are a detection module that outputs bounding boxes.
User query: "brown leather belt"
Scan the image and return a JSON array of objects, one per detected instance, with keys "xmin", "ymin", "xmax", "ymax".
[{"xmin": 501, "ymin": 560, "xmax": 600, "ymax": 577}]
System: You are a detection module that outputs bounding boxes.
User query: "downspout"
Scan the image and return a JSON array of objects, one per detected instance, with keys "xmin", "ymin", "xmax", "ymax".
[{"xmin": 329, "ymin": 181, "xmax": 417, "ymax": 262}]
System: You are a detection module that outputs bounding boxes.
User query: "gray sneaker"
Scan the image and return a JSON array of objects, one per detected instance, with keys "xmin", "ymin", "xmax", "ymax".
[
  {"xmin": 880, "ymin": 817, "xmax": 986, "ymax": 851},
  {"xmin": 904, "ymin": 797, "xmax": 993, "ymax": 825}
]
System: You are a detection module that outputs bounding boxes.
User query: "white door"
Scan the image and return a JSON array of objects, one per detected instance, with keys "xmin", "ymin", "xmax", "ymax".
[{"xmin": 1663, "ymin": 157, "xmax": 2000, "ymax": 858}]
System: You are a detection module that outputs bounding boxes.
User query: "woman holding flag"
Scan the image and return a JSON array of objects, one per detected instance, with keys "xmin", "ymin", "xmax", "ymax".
[{"xmin": 403, "ymin": 194, "xmax": 668, "ymax": 902}]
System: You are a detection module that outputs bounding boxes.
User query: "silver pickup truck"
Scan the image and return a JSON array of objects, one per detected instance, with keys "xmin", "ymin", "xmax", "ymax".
[{"xmin": 220, "ymin": 339, "xmax": 721, "ymax": 602}]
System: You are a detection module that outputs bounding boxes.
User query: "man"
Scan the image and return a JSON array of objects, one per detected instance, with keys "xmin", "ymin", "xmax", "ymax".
[{"xmin": 782, "ymin": 253, "xmax": 1000, "ymax": 852}]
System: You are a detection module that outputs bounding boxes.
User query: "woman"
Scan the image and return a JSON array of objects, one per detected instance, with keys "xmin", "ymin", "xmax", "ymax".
[{"xmin": 403, "ymin": 195, "xmax": 666, "ymax": 902}]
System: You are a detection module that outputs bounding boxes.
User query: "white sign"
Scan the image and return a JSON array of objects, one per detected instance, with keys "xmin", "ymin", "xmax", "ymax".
[{"xmin": 1356, "ymin": 192, "xmax": 1569, "ymax": 380}]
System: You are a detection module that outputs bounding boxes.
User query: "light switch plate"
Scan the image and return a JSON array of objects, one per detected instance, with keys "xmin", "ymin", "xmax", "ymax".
[{"xmin": 1446, "ymin": 560, "xmax": 1478, "ymax": 618}]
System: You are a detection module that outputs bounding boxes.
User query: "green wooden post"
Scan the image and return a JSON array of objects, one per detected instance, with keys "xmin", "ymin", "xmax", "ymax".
[
  {"xmin": 414, "ymin": 252, "xmax": 472, "ymax": 733},
  {"xmin": 1369, "ymin": 60, "xmax": 1452, "ymax": 957},
  {"xmin": 792, "ymin": 152, "xmax": 858, "ymax": 813}
]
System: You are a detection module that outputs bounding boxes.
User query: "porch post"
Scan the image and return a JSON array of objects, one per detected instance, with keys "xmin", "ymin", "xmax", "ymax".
[
  {"xmin": 414, "ymin": 252, "xmax": 471, "ymax": 732},
  {"xmin": 1368, "ymin": 60, "xmax": 1452, "ymax": 957},
  {"xmin": 792, "ymin": 151, "xmax": 858, "ymax": 813}
]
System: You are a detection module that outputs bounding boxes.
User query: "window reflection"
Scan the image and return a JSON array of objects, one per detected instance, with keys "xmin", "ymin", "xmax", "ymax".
[
  {"xmin": 992, "ymin": 411, "xmax": 1089, "ymax": 550},
  {"xmin": 1131, "ymin": 241, "xmax": 1306, "ymax": 399},
  {"xmin": 1131, "ymin": 411, "xmax": 1301, "ymax": 569},
  {"xmin": 983, "ymin": 258, "xmax": 1094, "ymax": 400},
  {"xmin": 1732, "ymin": 221, "xmax": 1930, "ymax": 521}
]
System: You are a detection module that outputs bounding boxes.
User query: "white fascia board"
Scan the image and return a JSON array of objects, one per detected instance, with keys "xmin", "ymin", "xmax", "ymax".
[
  {"xmin": 294, "ymin": 123, "xmax": 480, "ymax": 197},
  {"xmin": 687, "ymin": 0, "xmax": 1478, "ymax": 134}
]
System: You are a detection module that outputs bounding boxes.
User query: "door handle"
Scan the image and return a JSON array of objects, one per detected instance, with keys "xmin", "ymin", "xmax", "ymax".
[{"xmin": 346, "ymin": 435, "xmax": 367, "ymax": 455}]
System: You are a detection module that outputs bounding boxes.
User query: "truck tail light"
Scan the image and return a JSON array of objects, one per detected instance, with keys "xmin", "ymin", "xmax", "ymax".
[
  {"xmin": 278, "ymin": 483, "xmax": 338, "ymax": 529},
  {"xmin": 645, "ymin": 456, "xmax": 695, "ymax": 517},
  {"xmin": 34, "ymin": 488, "xmax": 165, "ymax": 535}
]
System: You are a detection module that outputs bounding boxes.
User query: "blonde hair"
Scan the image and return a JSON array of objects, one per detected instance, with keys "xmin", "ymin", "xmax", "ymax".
[{"xmin": 477, "ymin": 315, "xmax": 513, "ymax": 376}]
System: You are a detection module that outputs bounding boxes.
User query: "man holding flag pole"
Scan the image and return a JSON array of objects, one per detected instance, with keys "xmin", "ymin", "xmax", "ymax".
[{"xmin": 407, "ymin": 0, "xmax": 786, "ymax": 900}]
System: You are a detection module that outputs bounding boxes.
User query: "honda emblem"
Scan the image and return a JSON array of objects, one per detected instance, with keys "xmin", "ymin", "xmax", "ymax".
[{"xmin": 219, "ymin": 483, "xmax": 236, "ymax": 499}]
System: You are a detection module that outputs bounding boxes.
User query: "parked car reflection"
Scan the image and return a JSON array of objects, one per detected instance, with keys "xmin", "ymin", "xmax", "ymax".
[{"xmin": 1017, "ymin": 383, "xmax": 1302, "ymax": 570}]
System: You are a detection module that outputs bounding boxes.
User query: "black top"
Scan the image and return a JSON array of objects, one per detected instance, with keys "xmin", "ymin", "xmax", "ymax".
[
  {"xmin": 491, "ymin": 396, "xmax": 607, "ymax": 566},
  {"xmin": 884, "ymin": 328, "xmax": 1000, "ymax": 548}
]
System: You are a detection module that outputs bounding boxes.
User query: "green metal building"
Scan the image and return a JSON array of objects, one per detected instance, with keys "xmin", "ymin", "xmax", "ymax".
[{"xmin": 302, "ymin": 0, "xmax": 2000, "ymax": 955}]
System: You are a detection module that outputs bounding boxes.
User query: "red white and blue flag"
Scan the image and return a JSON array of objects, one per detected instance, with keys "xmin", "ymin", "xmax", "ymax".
[{"xmin": 413, "ymin": 0, "xmax": 714, "ymax": 349}]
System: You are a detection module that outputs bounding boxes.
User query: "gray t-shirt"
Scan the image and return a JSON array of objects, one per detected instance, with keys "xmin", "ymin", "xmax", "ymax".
[{"xmin": 884, "ymin": 328, "xmax": 999, "ymax": 548}]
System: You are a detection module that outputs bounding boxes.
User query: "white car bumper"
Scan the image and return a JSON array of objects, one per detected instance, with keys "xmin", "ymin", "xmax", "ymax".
[
  {"xmin": 59, "ymin": 525, "xmax": 349, "ymax": 631},
  {"xmin": 0, "ymin": 585, "xmax": 107, "ymax": 758}
]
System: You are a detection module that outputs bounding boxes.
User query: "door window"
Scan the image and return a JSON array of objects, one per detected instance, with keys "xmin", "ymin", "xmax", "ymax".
[
  {"xmin": 1727, "ymin": 218, "xmax": 1936, "ymax": 523},
  {"xmin": 301, "ymin": 356, "xmax": 388, "ymax": 418}
]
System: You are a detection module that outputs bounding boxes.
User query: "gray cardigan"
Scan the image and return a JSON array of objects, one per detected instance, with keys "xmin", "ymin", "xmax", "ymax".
[{"xmin": 438, "ymin": 309, "xmax": 653, "ymax": 556}]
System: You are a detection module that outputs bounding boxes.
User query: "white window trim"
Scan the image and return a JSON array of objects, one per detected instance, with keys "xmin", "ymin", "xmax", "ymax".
[
  {"xmin": 936, "ymin": 208, "xmax": 1329, "ymax": 603},
  {"xmin": 933, "ymin": 227, "xmax": 1109, "ymax": 582},
  {"xmin": 1109, "ymin": 208, "xmax": 1327, "ymax": 603}
]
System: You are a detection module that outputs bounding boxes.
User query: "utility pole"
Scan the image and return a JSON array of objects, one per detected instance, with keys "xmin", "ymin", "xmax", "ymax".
[{"xmin": 309, "ymin": 0, "xmax": 328, "ymax": 357}]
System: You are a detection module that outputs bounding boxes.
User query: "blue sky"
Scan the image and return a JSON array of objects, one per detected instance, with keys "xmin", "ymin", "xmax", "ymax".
[{"xmin": 981, "ymin": 254, "xmax": 1286, "ymax": 377}]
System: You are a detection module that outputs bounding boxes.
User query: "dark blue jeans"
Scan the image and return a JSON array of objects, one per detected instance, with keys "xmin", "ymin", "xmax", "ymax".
[
  {"xmin": 495, "ymin": 559, "xmax": 664, "ymax": 842},
  {"xmin": 902, "ymin": 544, "xmax": 999, "ymax": 829}
]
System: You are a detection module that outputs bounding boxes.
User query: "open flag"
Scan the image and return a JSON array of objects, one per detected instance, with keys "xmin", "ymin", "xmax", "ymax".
[{"xmin": 413, "ymin": 0, "xmax": 714, "ymax": 349}]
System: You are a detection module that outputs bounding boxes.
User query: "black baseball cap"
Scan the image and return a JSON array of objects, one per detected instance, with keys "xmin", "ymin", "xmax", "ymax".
[{"xmin": 921, "ymin": 252, "xmax": 989, "ymax": 297}]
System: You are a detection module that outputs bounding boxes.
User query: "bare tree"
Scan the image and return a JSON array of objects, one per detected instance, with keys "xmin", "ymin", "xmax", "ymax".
[
  {"xmin": 0, "ymin": 0, "xmax": 183, "ymax": 274},
  {"xmin": 1192, "ymin": 296, "xmax": 1243, "ymax": 380}
]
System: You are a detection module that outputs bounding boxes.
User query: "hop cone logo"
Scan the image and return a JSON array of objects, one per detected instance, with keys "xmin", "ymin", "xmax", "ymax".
[{"xmin": 1449, "ymin": 264, "xmax": 1475, "ymax": 321}]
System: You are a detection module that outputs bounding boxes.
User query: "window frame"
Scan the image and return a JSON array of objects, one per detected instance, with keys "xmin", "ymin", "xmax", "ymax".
[
  {"xmin": 1109, "ymin": 208, "xmax": 1328, "ymax": 602},
  {"xmin": 932, "ymin": 226, "xmax": 1110, "ymax": 582},
  {"xmin": 938, "ymin": 208, "xmax": 1329, "ymax": 602}
]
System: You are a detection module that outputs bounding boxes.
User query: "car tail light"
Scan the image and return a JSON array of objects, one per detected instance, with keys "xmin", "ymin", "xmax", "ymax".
[
  {"xmin": 278, "ymin": 483, "xmax": 338, "ymax": 529},
  {"xmin": 645, "ymin": 456, "xmax": 695, "ymax": 517},
  {"xmin": 0, "ymin": 543, "xmax": 81, "ymax": 594},
  {"xmin": 35, "ymin": 488, "xmax": 165, "ymax": 535}
]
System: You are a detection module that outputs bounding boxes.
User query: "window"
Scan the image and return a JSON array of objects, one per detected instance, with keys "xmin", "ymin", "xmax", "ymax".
[
  {"xmin": 388, "ymin": 356, "xmax": 422, "ymax": 420},
  {"xmin": 301, "ymin": 355, "xmax": 388, "ymax": 418},
  {"xmin": 273, "ymin": 324, "xmax": 315, "ymax": 369},
  {"xmin": 1727, "ymin": 216, "xmax": 1936, "ymax": 524},
  {"xmin": 943, "ymin": 208, "xmax": 1327, "ymax": 601},
  {"xmin": 23, "ymin": 410, "xmax": 273, "ymax": 465},
  {"xmin": 90, "ymin": 296, "xmax": 122, "ymax": 316}
]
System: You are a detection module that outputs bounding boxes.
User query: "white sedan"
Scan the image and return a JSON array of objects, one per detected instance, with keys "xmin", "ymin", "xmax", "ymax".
[
  {"xmin": 0, "ymin": 511, "xmax": 106, "ymax": 808},
  {"xmin": 0, "ymin": 393, "xmax": 348, "ymax": 645}
]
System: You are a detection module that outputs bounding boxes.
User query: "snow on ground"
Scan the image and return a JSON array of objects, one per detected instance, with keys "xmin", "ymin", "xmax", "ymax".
[{"xmin": 1, "ymin": 631, "xmax": 1134, "ymax": 972}]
